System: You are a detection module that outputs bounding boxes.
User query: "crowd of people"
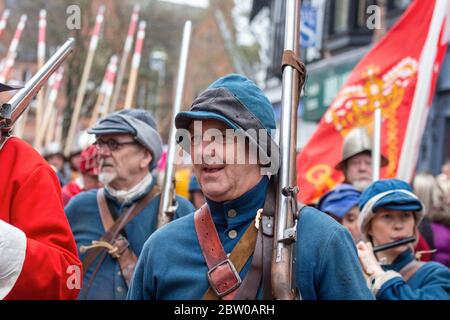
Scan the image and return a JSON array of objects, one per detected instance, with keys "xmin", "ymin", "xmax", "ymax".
[{"xmin": 0, "ymin": 74, "xmax": 449, "ymax": 300}]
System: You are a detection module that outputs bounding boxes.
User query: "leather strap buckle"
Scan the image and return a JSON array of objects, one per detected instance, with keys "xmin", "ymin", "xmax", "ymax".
[{"xmin": 207, "ymin": 258, "xmax": 242, "ymax": 297}]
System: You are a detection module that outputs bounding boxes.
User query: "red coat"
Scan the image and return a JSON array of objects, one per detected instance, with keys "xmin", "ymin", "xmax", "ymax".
[{"xmin": 0, "ymin": 137, "xmax": 81, "ymax": 299}]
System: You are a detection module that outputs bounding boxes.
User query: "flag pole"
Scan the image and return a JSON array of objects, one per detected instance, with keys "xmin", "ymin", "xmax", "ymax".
[
  {"xmin": 65, "ymin": 5, "xmax": 105, "ymax": 156},
  {"xmin": 109, "ymin": 4, "xmax": 140, "ymax": 112},
  {"xmin": 397, "ymin": 0, "xmax": 449, "ymax": 182},
  {"xmin": 123, "ymin": 20, "xmax": 146, "ymax": 109},
  {"xmin": 372, "ymin": 107, "xmax": 382, "ymax": 181}
]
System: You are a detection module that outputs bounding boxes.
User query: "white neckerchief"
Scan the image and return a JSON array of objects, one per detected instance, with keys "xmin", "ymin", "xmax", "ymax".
[{"xmin": 105, "ymin": 172, "xmax": 153, "ymax": 205}]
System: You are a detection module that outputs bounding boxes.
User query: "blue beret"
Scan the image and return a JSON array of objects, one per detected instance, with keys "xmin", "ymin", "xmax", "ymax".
[{"xmin": 318, "ymin": 184, "xmax": 361, "ymax": 219}]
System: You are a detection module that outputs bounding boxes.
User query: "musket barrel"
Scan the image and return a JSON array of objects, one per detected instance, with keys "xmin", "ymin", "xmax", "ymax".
[
  {"xmin": 157, "ymin": 21, "xmax": 192, "ymax": 228},
  {"xmin": 9, "ymin": 38, "xmax": 74, "ymax": 125},
  {"xmin": 272, "ymin": 0, "xmax": 302, "ymax": 300}
]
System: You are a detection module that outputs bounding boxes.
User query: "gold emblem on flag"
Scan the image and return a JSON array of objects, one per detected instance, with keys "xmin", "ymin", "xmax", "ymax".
[{"xmin": 323, "ymin": 57, "xmax": 418, "ymax": 176}]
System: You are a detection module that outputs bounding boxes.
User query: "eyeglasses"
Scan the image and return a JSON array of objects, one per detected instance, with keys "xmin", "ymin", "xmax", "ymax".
[{"xmin": 94, "ymin": 138, "xmax": 137, "ymax": 151}]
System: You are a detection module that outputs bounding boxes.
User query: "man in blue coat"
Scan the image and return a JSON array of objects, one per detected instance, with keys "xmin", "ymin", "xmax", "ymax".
[
  {"xmin": 127, "ymin": 74, "xmax": 374, "ymax": 300},
  {"xmin": 65, "ymin": 109, "xmax": 194, "ymax": 300}
]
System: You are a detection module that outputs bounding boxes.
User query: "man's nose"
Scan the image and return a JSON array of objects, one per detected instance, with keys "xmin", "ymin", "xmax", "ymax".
[
  {"xmin": 359, "ymin": 161, "xmax": 371, "ymax": 171},
  {"xmin": 97, "ymin": 145, "xmax": 112, "ymax": 156},
  {"xmin": 198, "ymin": 140, "xmax": 216, "ymax": 156}
]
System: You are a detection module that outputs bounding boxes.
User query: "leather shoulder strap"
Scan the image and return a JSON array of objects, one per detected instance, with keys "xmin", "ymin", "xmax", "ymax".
[
  {"xmin": 81, "ymin": 186, "xmax": 160, "ymax": 278},
  {"xmin": 196, "ymin": 205, "xmax": 259, "ymax": 300},
  {"xmin": 97, "ymin": 188, "xmax": 115, "ymax": 231},
  {"xmin": 195, "ymin": 205, "xmax": 241, "ymax": 300}
]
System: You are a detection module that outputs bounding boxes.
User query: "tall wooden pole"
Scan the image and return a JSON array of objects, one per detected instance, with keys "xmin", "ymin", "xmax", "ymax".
[
  {"xmin": 34, "ymin": 9, "xmax": 47, "ymax": 148},
  {"xmin": 45, "ymin": 68, "xmax": 64, "ymax": 145},
  {"xmin": 37, "ymin": 67, "xmax": 64, "ymax": 147},
  {"xmin": 0, "ymin": 14, "xmax": 27, "ymax": 83},
  {"xmin": 0, "ymin": 9, "xmax": 10, "ymax": 38},
  {"xmin": 109, "ymin": 4, "xmax": 140, "ymax": 112},
  {"xmin": 90, "ymin": 55, "xmax": 118, "ymax": 126},
  {"xmin": 4, "ymin": 14, "xmax": 27, "ymax": 139},
  {"xmin": 123, "ymin": 20, "xmax": 146, "ymax": 109},
  {"xmin": 65, "ymin": 5, "xmax": 105, "ymax": 156}
]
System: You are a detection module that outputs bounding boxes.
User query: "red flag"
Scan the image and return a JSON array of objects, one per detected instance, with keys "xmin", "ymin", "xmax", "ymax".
[{"xmin": 297, "ymin": 0, "xmax": 449, "ymax": 204}]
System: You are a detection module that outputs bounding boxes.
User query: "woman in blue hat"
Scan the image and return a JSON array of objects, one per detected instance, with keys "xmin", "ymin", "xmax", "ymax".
[
  {"xmin": 318, "ymin": 184, "xmax": 361, "ymax": 242},
  {"xmin": 357, "ymin": 179, "xmax": 450, "ymax": 300}
]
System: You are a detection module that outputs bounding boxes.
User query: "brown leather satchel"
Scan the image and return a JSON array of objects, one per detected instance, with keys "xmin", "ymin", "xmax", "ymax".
[{"xmin": 79, "ymin": 186, "xmax": 160, "ymax": 298}]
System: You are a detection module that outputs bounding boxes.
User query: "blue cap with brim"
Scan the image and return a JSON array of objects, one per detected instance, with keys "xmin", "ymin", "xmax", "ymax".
[
  {"xmin": 358, "ymin": 179, "xmax": 424, "ymax": 240},
  {"xmin": 175, "ymin": 110, "xmax": 239, "ymax": 131},
  {"xmin": 372, "ymin": 192, "xmax": 423, "ymax": 213},
  {"xmin": 88, "ymin": 109, "xmax": 162, "ymax": 169}
]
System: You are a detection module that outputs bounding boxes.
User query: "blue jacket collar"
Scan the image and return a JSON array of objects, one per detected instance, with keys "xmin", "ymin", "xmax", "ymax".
[
  {"xmin": 205, "ymin": 176, "xmax": 269, "ymax": 228},
  {"xmin": 381, "ymin": 249, "xmax": 415, "ymax": 272}
]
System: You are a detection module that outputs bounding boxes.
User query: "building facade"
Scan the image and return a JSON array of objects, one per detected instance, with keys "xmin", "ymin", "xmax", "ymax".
[{"xmin": 253, "ymin": 0, "xmax": 449, "ymax": 173}]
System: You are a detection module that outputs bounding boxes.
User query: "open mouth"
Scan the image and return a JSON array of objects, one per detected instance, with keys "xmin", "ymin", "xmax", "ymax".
[{"xmin": 202, "ymin": 165, "xmax": 224, "ymax": 174}]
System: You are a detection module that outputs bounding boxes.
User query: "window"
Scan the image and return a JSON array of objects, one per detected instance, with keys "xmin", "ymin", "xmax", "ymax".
[
  {"xmin": 357, "ymin": 0, "xmax": 367, "ymax": 28},
  {"xmin": 388, "ymin": 0, "xmax": 411, "ymax": 10},
  {"xmin": 334, "ymin": 0, "xmax": 351, "ymax": 33}
]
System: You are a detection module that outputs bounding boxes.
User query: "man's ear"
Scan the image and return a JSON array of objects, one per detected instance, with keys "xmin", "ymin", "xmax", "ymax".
[{"xmin": 140, "ymin": 149, "xmax": 152, "ymax": 169}]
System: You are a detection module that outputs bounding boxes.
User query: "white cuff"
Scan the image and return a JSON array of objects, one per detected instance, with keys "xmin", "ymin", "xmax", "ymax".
[
  {"xmin": 368, "ymin": 270, "xmax": 402, "ymax": 297},
  {"xmin": 0, "ymin": 219, "xmax": 27, "ymax": 299}
]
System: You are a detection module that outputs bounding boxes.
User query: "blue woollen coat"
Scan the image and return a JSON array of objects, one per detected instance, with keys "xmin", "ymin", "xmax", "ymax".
[
  {"xmin": 65, "ymin": 180, "xmax": 194, "ymax": 300},
  {"xmin": 376, "ymin": 249, "xmax": 450, "ymax": 300},
  {"xmin": 127, "ymin": 177, "xmax": 375, "ymax": 300}
]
